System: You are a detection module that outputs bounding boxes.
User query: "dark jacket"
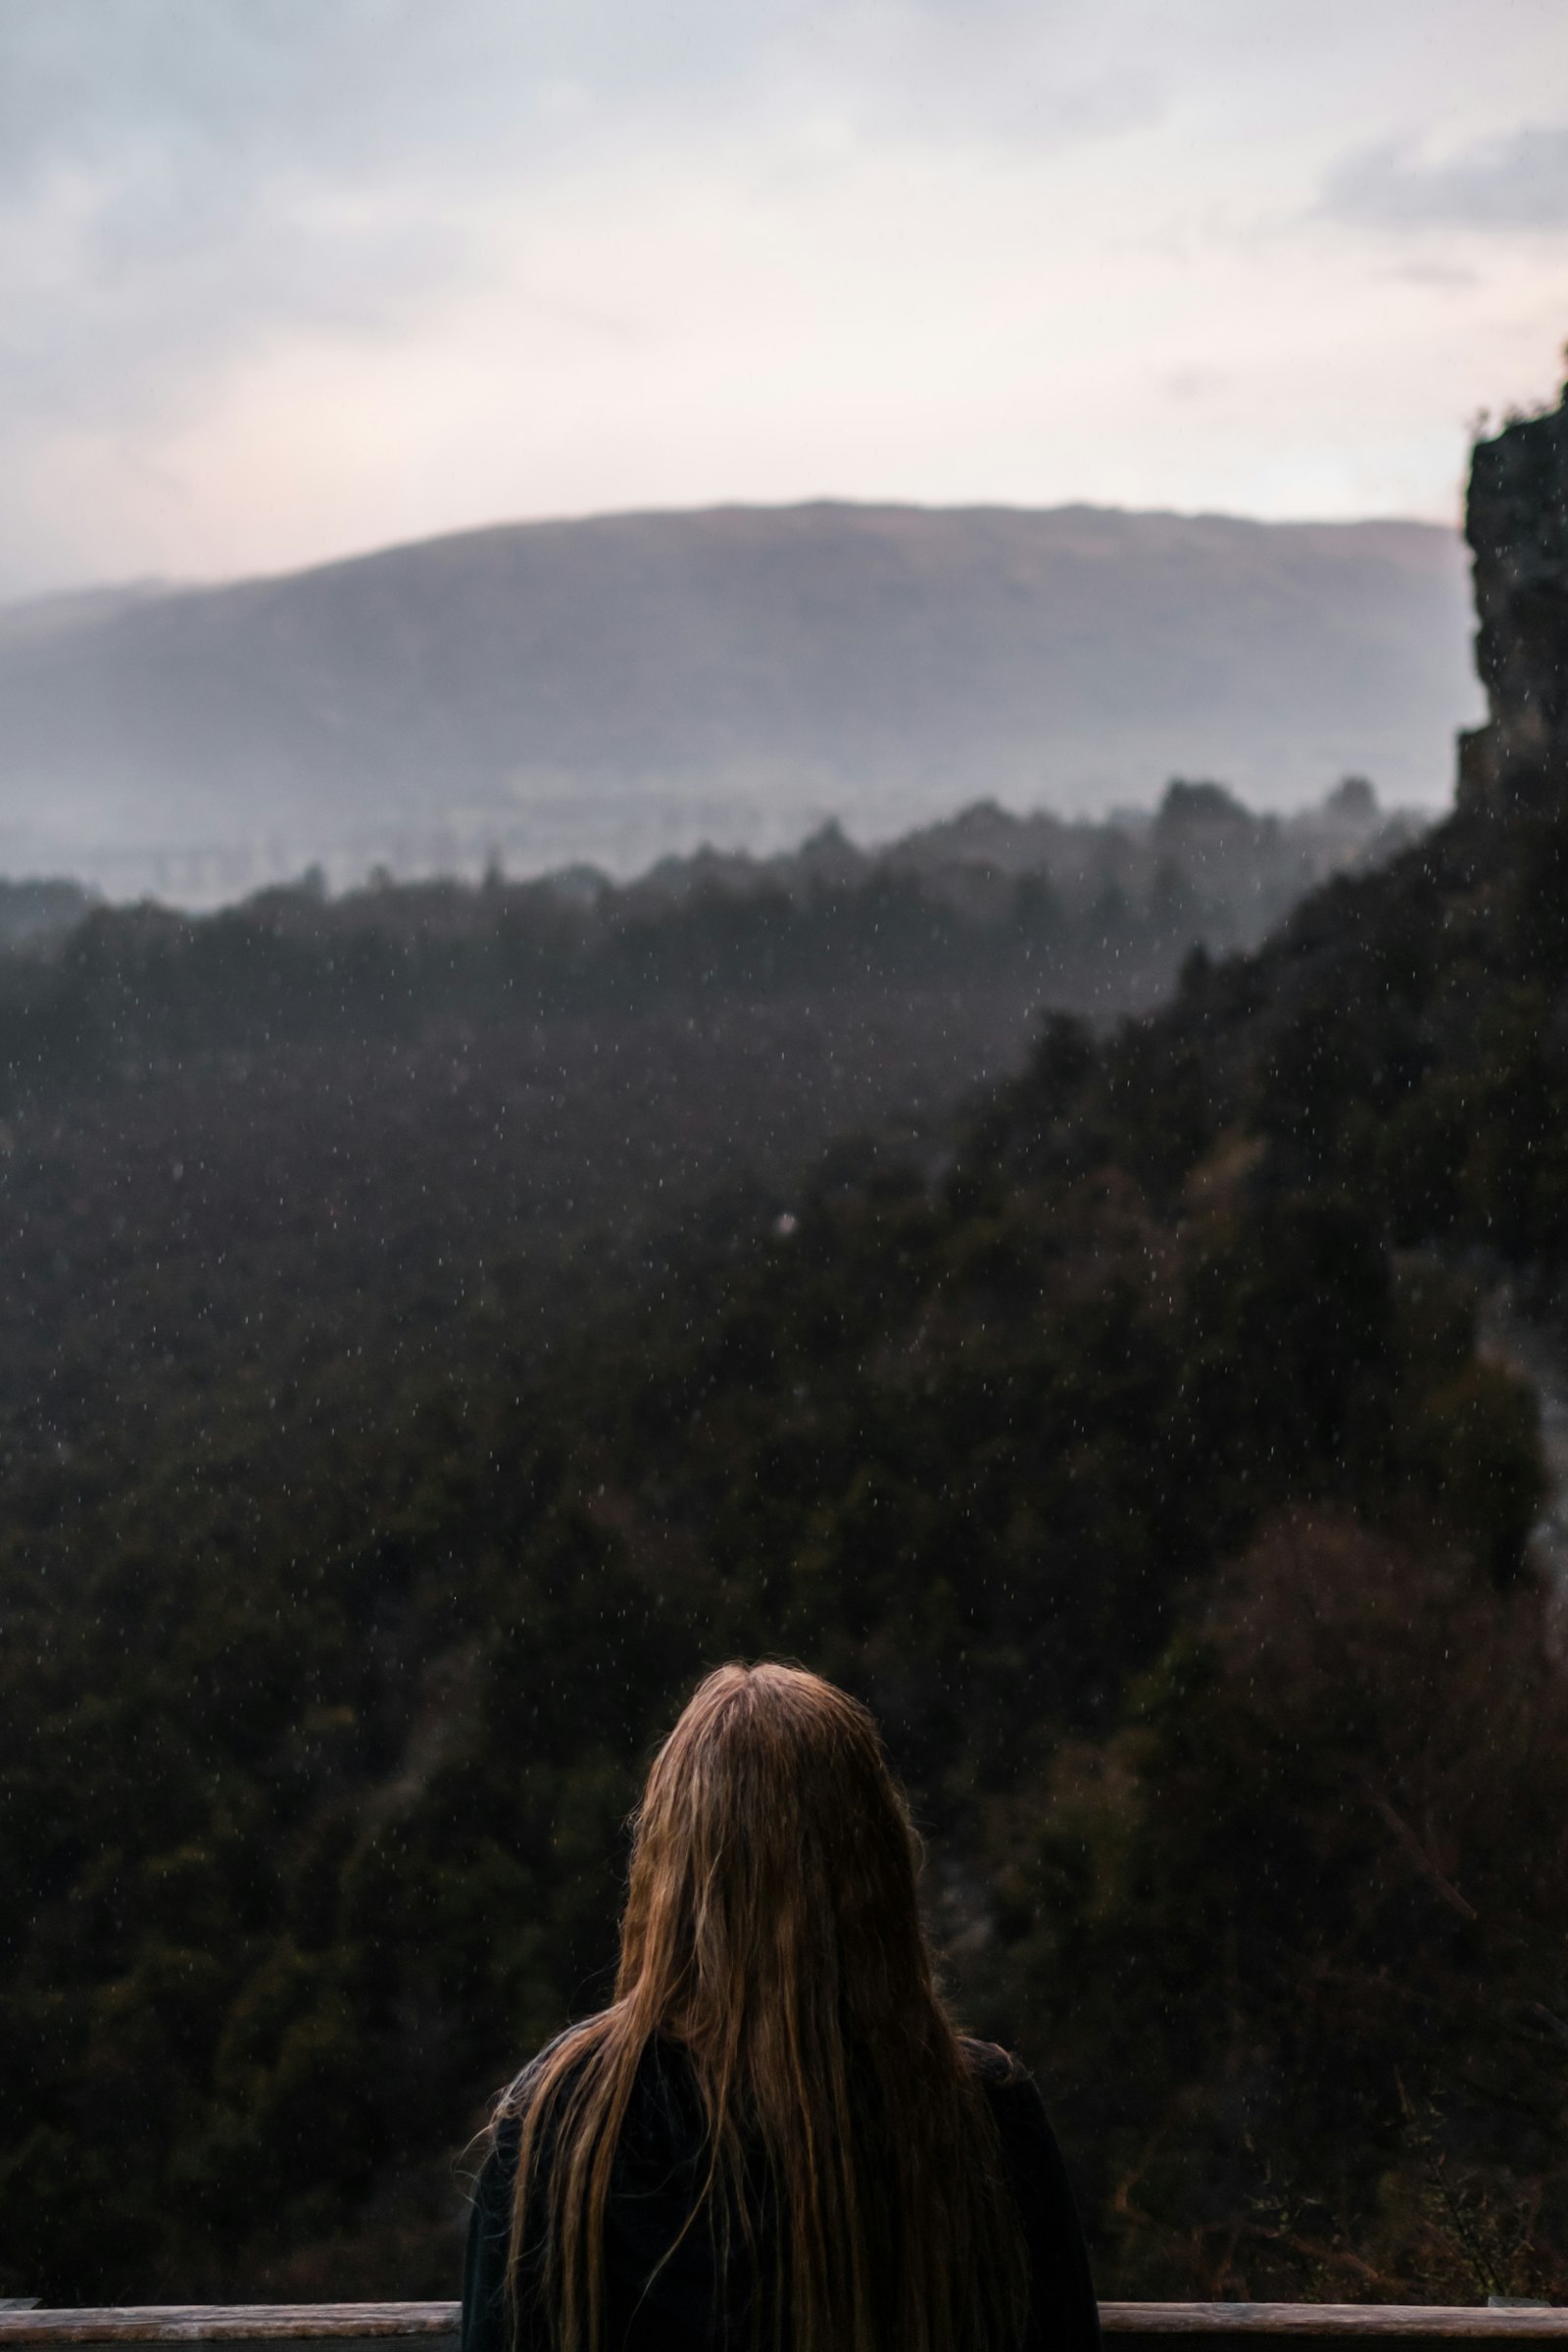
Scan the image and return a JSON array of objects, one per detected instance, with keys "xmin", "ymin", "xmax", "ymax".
[{"xmin": 461, "ymin": 2036, "xmax": 1101, "ymax": 2352}]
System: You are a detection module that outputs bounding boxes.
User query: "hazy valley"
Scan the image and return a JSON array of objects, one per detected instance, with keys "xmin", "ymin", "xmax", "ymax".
[
  {"xmin": 0, "ymin": 501, "xmax": 1473, "ymax": 900},
  {"xmin": 5, "ymin": 399, "xmax": 1566, "ymax": 2312}
]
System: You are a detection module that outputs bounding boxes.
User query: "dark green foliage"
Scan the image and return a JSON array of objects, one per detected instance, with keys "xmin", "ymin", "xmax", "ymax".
[
  {"xmin": 0, "ymin": 863, "xmax": 1182, "ymax": 1120},
  {"xmin": 981, "ymin": 1514, "xmax": 1568, "ymax": 2299},
  {"xmin": 3, "ymin": 769, "xmax": 1568, "ymax": 2303}
]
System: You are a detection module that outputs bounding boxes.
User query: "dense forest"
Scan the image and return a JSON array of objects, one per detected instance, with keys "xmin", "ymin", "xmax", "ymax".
[
  {"xmin": 3, "ymin": 394, "xmax": 1566, "ymax": 2312},
  {"xmin": 0, "ymin": 771, "xmax": 1411, "ymax": 1097},
  {"xmin": 0, "ymin": 778, "xmax": 1405, "ymax": 1496}
]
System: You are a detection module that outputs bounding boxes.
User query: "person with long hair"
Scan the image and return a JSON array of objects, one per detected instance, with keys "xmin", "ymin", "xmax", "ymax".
[{"xmin": 461, "ymin": 1660, "xmax": 1100, "ymax": 2352}]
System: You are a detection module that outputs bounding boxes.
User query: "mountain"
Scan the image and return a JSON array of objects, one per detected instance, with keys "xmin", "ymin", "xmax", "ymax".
[{"xmin": 0, "ymin": 503, "xmax": 1478, "ymax": 900}]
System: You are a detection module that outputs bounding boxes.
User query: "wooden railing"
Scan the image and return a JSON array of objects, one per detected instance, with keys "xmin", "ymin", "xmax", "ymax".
[{"xmin": 0, "ymin": 2306, "xmax": 1563, "ymax": 2348}]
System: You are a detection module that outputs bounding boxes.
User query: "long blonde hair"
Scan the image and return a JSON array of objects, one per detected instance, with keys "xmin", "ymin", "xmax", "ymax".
[{"xmin": 497, "ymin": 1661, "xmax": 1028, "ymax": 2352}]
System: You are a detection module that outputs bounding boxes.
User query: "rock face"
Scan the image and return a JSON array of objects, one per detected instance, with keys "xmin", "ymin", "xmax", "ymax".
[{"xmin": 1459, "ymin": 385, "xmax": 1568, "ymax": 809}]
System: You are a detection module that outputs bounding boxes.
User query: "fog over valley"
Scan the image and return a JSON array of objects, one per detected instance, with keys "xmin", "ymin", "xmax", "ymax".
[{"xmin": 0, "ymin": 498, "xmax": 1474, "ymax": 902}]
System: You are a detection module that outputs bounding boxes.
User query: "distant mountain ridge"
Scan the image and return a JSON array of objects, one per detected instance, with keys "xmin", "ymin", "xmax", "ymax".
[{"xmin": 0, "ymin": 500, "xmax": 1481, "ymax": 899}]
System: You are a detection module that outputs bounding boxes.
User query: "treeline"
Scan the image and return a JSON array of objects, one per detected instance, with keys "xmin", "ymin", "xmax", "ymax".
[
  {"xmin": 0, "ymin": 877, "xmax": 93, "ymax": 953},
  {"xmin": 0, "ymin": 778, "xmax": 1414, "ymax": 1113},
  {"xmin": 0, "ymin": 866, "xmax": 1073, "ymax": 1102}
]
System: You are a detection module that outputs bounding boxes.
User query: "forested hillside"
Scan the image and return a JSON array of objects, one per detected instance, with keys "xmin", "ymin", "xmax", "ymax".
[
  {"xmin": 0, "ymin": 776, "xmax": 1406, "ymax": 1495},
  {"xmin": 3, "ymin": 394, "xmax": 1567, "ymax": 2310},
  {"xmin": 0, "ymin": 774, "xmax": 1412, "ymax": 1129}
]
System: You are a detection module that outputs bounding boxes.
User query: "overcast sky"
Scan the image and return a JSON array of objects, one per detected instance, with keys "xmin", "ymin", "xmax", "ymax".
[{"xmin": 3, "ymin": 0, "xmax": 1567, "ymax": 598}]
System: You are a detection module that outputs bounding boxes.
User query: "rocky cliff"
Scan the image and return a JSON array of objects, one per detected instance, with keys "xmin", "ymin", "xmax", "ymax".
[{"xmin": 1459, "ymin": 382, "xmax": 1568, "ymax": 809}]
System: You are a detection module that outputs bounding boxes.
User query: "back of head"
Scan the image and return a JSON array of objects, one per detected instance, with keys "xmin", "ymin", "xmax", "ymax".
[
  {"xmin": 505, "ymin": 1661, "xmax": 1026, "ymax": 2352},
  {"xmin": 618, "ymin": 1661, "xmax": 932, "ymax": 2078}
]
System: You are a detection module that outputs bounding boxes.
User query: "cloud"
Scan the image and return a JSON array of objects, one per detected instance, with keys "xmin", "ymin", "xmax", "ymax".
[
  {"xmin": 1324, "ymin": 122, "xmax": 1568, "ymax": 232},
  {"xmin": 0, "ymin": 0, "xmax": 1138, "ymax": 197},
  {"xmin": 1, "ymin": 0, "xmax": 1566, "ymax": 595},
  {"xmin": 0, "ymin": 0, "xmax": 1158, "ymax": 446}
]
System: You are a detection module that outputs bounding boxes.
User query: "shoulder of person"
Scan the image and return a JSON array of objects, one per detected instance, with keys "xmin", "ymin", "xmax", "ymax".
[
  {"xmin": 958, "ymin": 2035, "xmax": 1035, "ymax": 2092},
  {"xmin": 488, "ymin": 2023, "xmax": 604, "ymax": 2159},
  {"xmin": 502, "ymin": 2022, "xmax": 607, "ymax": 2105}
]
